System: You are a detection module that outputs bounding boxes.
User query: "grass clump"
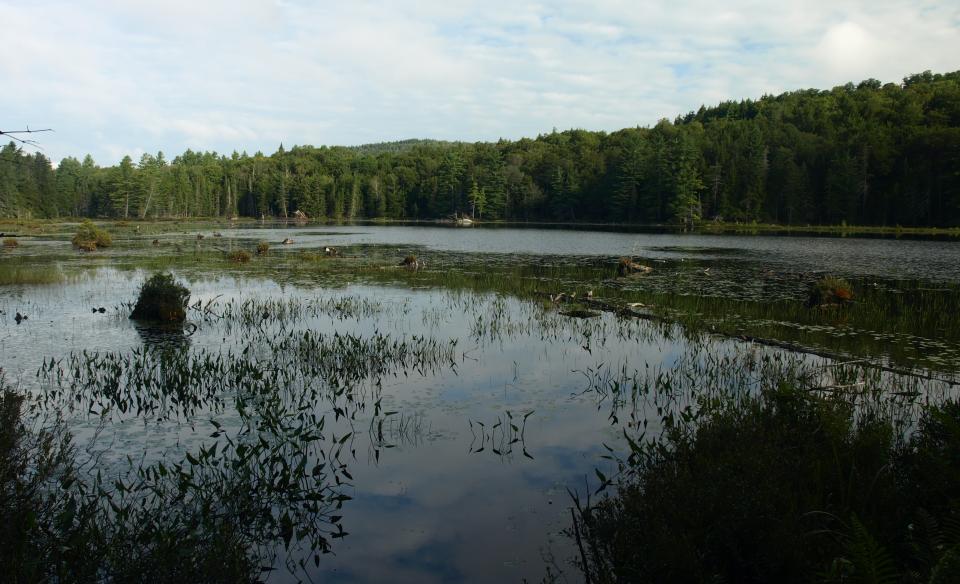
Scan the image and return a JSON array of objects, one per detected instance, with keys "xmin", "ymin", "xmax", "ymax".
[
  {"xmin": 2, "ymin": 238, "xmax": 17, "ymax": 248},
  {"xmin": 808, "ymin": 276, "xmax": 854, "ymax": 307},
  {"xmin": 130, "ymin": 272, "xmax": 190, "ymax": 322},
  {"xmin": 227, "ymin": 249, "xmax": 251, "ymax": 263},
  {"xmin": 71, "ymin": 220, "xmax": 112, "ymax": 251},
  {"xmin": 256, "ymin": 241, "xmax": 269, "ymax": 255},
  {"xmin": 574, "ymin": 386, "xmax": 960, "ymax": 584}
]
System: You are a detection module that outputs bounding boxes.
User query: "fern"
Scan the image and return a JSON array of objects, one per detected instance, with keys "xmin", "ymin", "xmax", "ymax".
[
  {"xmin": 929, "ymin": 545, "xmax": 960, "ymax": 584},
  {"xmin": 845, "ymin": 515, "xmax": 899, "ymax": 584}
]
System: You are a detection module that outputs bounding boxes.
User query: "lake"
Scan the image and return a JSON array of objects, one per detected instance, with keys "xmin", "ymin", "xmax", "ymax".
[{"xmin": 2, "ymin": 223, "xmax": 958, "ymax": 582}]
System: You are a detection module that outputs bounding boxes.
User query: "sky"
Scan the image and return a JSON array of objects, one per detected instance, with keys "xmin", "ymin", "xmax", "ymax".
[{"xmin": 1, "ymin": 0, "xmax": 959, "ymax": 165}]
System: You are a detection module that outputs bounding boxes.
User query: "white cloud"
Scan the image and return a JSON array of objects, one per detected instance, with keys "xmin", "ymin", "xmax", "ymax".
[{"xmin": 1, "ymin": 0, "xmax": 958, "ymax": 163}]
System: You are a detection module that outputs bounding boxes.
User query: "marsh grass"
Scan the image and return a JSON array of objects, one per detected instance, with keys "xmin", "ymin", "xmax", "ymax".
[{"xmin": 0, "ymin": 261, "xmax": 65, "ymax": 285}]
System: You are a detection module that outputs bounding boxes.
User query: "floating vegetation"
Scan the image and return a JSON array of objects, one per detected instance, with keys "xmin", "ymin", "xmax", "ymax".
[
  {"xmin": 130, "ymin": 272, "xmax": 190, "ymax": 322},
  {"xmin": 71, "ymin": 220, "xmax": 112, "ymax": 251}
]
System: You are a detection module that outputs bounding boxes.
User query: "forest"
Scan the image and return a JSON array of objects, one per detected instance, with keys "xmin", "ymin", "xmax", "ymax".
[{"xmin": 1, "ymin": 70, "xmax": 958, "ymax": 226}]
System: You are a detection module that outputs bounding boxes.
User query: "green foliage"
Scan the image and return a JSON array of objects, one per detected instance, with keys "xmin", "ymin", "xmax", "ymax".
[
  {"xmin": 829, "ymin": 515, "xmax": 899, "ymax": 584},
  {"xmin": 3, "ymin": 70, "xmax": 959, "ymax": 225},
  {"xmin": 574, "ymin": 381, "xmax": 960, "ymax": 584},
  {"xmin": 130, "ymin": 272, "xmax": 190, "ymax": 322},
  {"xmin": 71, "ymin": 219, "xmax": 112, "ymax": 250}
]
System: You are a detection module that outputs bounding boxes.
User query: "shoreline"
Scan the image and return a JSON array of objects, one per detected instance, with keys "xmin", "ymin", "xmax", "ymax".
[{"xmin": 2, "ymin": 216, "xmax": 958, "ymax": 239}]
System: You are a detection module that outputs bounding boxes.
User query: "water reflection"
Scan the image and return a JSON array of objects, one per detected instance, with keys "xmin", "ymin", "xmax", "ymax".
[{"xmin": 132, "ymin": 320, "xmax": 194, "ymax": 351}]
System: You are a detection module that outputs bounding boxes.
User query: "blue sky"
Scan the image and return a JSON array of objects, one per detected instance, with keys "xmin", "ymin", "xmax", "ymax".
[{"xmin": 2, "ymin": 0, "xmax": 959, "ymax": 165}]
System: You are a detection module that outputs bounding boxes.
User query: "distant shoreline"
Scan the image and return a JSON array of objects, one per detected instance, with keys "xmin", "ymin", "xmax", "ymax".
[{"xmin": 2, "ymin": 216, "xmax": 959, "ymax": 239}]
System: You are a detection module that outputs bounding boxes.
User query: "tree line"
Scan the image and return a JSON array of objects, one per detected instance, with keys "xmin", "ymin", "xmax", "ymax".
[{"xmin": 2, "ymin": 70, "xmax": 958, "ymax": 226}]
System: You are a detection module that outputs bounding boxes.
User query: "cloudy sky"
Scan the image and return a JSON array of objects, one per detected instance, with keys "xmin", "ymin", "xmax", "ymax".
[{"xmin": 2, "ymin": 0, "xmax": 958, "ymax": 165}]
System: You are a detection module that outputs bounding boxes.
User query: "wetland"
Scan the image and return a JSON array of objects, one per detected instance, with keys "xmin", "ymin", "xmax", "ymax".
[{"xmin": 2, "ymin": 221, "xmax": 960, "ymax": 583}]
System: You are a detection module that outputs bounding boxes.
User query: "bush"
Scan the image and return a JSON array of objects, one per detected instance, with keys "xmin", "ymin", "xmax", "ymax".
[
  {"xmin": 808, "ymin": 276, "xmax": 854, "ymax": 307},
  {"xmin": 130, "ymin": 272, "xmax": 190, "ymax": 322},
  {"xmin": 72, "ymin": 220, "xmax": 112, "ymax": 250},
  {"xmin": 256, "ymin": 241, "xmax": 269, "ymax": 255},
  {"xmin": 574, "ymin": 388, "xmax": 960, "ymax": 584},
  {"xmin": 2, "ymin": 238, "xmax": 18, "ymax": 248},
  {"xmin": 227, "ymin": 250, "xmax": 251, "ymax": 263}
]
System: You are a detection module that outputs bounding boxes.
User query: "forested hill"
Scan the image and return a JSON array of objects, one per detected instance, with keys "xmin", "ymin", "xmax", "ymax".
[{"xmin": 2, "ymin": 70, "xmax": 959, "ymax": 226}]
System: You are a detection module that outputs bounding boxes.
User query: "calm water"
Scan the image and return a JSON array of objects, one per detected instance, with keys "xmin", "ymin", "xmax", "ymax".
[{"xmin": 2, "ymin": 224, "xmax": 958, "ymax": 582}]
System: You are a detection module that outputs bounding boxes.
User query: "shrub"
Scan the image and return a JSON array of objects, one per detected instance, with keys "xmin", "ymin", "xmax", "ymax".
[
  {"xmin": 2, "ymin": 238, "xmax": 18, "ymax": 248},
  {"xmin": 130, "ymin": 272, "xmax": 190, "ymax": 322},
  {"xmin": 256, "ymin": 241, "xmax": 269, "ymax": 255},
  {"xmin": 573, "ymin": 387, "xmax": 960, "ymax": 584},
  {"xmin": 72, "ymin": 220, "xmax": 112, "ymax": 250},
  {"xmin": 808, "ymin": 276, "xmax": 854, "ymax": 307},
  {"xmin": 227, "ymin": 250, "xmax": 251, "ymax": 263}
]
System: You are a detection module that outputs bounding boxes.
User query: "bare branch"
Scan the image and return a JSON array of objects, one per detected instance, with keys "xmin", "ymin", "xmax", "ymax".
[{"xmin": 0, "ymin": 127, "xmax": 54, "ymax": 149}]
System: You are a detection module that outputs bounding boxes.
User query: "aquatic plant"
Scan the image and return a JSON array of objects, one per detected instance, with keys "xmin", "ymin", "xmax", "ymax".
[
  {"xmin": 570, "ymin": 358, "xmax": 960, "ymax": 584},
  {"xmin": 130, "ymin": 272, "xmax": 190, "ymax": 322},
  {"xmin": 227, "ymin": 249, "xmax": 251, "ymax": 263},
  {"xmin": 256, "ymin": 241, "xmax": 270, "ymax": 255},
  {"xmin": 71, "ymin": 220, "xmax": 112, "ymax": 250},
  {"xmin": 0, "ymin": 264, "xmax": 63, "ymax": 286},
  {"xmin": 0, "ymin": 378, "xmax": 340, "ymax": 582},
  {"xmin": 2, "ymin": 237, "xmax": 17, "ymax": 248},
  {"xmin": 808, "ymin": 276, "xmax": 855, "ymax": 307}
]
